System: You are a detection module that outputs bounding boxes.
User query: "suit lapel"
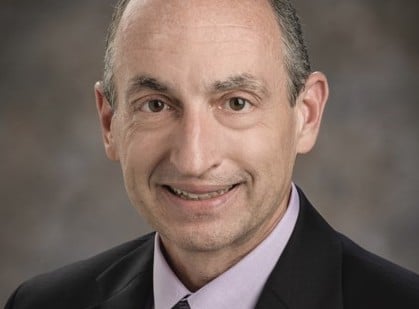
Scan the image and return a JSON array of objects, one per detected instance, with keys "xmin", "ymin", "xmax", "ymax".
[
  {"xmin": 256, "ymin": 188, "xmax": 344, "ymax": 309},
  {"xmin": 90, "ymin": 234, "xmax": 155, "ymax": 309}
]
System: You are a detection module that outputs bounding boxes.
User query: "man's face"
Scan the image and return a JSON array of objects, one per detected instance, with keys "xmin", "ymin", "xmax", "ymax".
[{"xmin": 103, "ymin": 0, "xmax": 307, "ymax": 253}]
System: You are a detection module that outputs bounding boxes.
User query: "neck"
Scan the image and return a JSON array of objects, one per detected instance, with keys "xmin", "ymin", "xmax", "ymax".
[{"xmin": 159, "ymin": 199, "xmax": 289, "ymax": 291}]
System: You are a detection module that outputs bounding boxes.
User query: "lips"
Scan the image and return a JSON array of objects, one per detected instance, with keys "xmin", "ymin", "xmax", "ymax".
[{"xmin": 164, "ymin": 184, "xmax": 237, "ymax": 201}]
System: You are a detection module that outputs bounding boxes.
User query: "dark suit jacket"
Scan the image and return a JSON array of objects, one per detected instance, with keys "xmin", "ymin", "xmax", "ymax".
[{"xmin": 5, "ymin": 188, "xmax": 419, "ymax": 308}]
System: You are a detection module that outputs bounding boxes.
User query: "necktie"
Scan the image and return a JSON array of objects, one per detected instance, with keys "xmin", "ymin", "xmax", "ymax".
[{"xmin": 172, "ymin": 299, "xmax": 191, "ymax": 309}]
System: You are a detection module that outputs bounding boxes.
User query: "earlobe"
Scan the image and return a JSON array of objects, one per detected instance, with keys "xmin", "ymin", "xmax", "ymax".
[
  {"xmin": 94, "ymin": 81, "xmax": 119, "ymax": 161},
  {"xmin": 295, "ymin": 72, "xmax": 329, "ymax": 154}
]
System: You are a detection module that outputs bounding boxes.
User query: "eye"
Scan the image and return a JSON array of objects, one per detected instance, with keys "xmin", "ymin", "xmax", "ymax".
[
  {"xmin": 140, "ymin": 99, "xmax": 170, "ymax": 113},
  {"xmin": 225, "ymin": 97, "xmax": 252, "ymax": 112}
]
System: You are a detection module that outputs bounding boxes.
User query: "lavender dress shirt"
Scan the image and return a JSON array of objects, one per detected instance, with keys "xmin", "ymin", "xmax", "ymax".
[{"xmin": 153, "ymin": 183, "xmax": 300, "ymax": 309}]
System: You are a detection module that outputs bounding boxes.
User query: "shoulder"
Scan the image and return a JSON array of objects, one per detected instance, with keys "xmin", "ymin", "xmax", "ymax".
[
  {"xmin": 339, "ymin": 233, "xmax": 419, "ymax": 308},
  {"xmin": 5, "ymin": 233, "xmax": 155, "ymax": 309},
  {"xmin": 296, "ymin": 186, "xmax": 419, "ymax": 307}
]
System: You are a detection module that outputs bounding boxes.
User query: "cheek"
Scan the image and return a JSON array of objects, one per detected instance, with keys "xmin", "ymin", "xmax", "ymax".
[
  {"xmin": 116, "ymin": 125, "xmax": 167, "ymax": 195},
  {"xmin": 116, "ymin": 113, "xmax": 170, "ymax": 163},
  {"xmin": 123, "ymin": 137, "xmax": 160, "ymax": 175},
  {"xmin": 232, "ymin": 114, "xmax": 298, "ymax": 184},
  {"xmin": 242, "ymin": 120, "xmax": 296, "ymax": 161}
]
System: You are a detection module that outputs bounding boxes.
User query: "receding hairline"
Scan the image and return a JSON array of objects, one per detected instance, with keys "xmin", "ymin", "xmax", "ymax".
[
  {"xmin": 103, "ymin": 0, "xmax": 311, "ymax": 107},
  {"xmin": 110, "ymin": 0, "xmax": 283, "ymax": 55}
]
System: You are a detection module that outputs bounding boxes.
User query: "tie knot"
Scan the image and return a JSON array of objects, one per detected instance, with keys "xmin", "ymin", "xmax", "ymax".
[{"xmin": 172, "ymin": 299, "xmax": 191, "ymax": 309}]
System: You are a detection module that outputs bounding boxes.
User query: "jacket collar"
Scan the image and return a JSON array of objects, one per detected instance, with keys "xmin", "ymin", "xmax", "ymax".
[
  {"xmin": 91, "ymin": 234, "xmax": 155, "ymax": 309},
  {"xmin": 256, "ymin": 187, "xmax": 344, "ymax": 309}
]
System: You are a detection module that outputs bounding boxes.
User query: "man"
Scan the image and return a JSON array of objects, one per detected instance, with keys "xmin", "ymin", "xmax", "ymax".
[{"xmin": 5, "ymin": 0, "xmax": 419, "ymax": 308}]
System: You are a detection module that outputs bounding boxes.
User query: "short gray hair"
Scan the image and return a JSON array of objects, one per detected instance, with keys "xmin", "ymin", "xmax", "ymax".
[{"xmin": 102, "ymin": 0, "xmax": 311, "ymax": 108}]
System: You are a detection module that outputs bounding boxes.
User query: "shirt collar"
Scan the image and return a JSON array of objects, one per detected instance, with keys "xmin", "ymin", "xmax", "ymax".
[{"xmin": 153, "ymin": 183, "xmax": 300, "ymax": 309}]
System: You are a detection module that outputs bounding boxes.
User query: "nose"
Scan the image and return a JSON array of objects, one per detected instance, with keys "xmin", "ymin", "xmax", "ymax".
[{"xmin": 169, "ymin": 106, "xmax": 222, "ymax": 177}]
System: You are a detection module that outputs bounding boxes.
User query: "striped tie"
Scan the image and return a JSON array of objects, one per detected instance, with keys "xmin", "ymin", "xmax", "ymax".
[{"xmin": 172, "ymin": 298, "xmax": 191, "ymax": 309}]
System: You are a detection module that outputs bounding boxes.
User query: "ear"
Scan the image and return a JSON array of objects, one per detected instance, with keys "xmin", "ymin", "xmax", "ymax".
[
  {"xmin": 94, "ymin": 81, "xmax": 119, "ymax": 161},
  {"xmin": 295, "ymin": 72, "xmax": 329, "ymax": 154}
]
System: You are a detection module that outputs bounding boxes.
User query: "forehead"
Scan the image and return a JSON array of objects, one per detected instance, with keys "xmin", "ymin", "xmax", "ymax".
[
  {"xmin": 112, "ymin": 0, "xmax": 285, "ymax": 95},
  {"xmin": 115, "ymin": 0, "xmax": 282, "ymax": 55},
  {"xmin": 120, "ymin": 0, "xmax": 279, "ymax": 32}
]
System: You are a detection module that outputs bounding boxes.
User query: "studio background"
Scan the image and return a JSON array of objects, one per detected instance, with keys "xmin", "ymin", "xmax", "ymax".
[{"xmin": 1, "ymin": 0, "xmax": 418, "ymax": 305}]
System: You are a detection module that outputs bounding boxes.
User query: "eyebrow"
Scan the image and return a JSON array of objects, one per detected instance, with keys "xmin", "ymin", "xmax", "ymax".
[
  {"xmin": 125, "ymin": 73, "xmax": 269, "ymax": 100},
  {"xmin": 211, "ymin": 73, "xmax": 270, "ymax": 96},
  {"xmin": 125, "ymin": 74, "xmax": 170, "ymax": 99}
]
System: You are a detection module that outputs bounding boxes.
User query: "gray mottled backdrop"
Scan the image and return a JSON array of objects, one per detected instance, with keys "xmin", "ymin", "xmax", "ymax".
[{"xmin": 1, "ymin": 0, "xmax": 418, "ymax": 305}]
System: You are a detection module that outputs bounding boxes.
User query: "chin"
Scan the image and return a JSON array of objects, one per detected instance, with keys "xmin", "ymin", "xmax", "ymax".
[{"xmin": 164, "ymin": 220, "xmax": 251, "ymax": 253}]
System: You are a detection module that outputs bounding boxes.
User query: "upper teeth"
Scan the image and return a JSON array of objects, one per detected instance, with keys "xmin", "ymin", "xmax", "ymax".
[{"xmin": 170, "ymin": 185, "xmax": 234, "ymax": 200}]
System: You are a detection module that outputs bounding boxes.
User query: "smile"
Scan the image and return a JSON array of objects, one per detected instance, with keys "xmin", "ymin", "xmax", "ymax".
[{"xmin": 165, "ymin": 185, "xmax": 236, "ymax": 201}]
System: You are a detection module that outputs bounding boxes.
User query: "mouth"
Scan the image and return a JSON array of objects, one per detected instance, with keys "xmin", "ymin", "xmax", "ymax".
[{"xmin": 163, "ymin": 184, "xmax": 239, "ymax": 201}]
